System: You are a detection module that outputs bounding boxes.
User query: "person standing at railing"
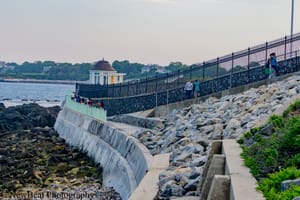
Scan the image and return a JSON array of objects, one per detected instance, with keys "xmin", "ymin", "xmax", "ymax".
[
  {"xmin": 193, "ymin": 80, "xmax": 201, "ymax": 97},
  {"xmin": 98, "ymin": 101, "xmax": 104, "ymax": 109},
  {"xmin": 88, "ymin": 98, "xmax": 93, "ymax": 107}
]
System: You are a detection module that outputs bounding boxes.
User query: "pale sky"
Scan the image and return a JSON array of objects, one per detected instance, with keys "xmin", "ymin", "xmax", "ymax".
[{"xmin": 0, "ymin": 0, "xmax": 299, "ymax": 65}]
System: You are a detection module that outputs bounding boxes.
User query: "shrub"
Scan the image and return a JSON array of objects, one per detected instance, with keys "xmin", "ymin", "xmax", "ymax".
[
  {"xmin": 240, "ymin": 100, "xmax": 300, "ymax": 200},
  {"xmin": 258, "ymin": 167, "xmax": 300, "ymax": 200},
  {"xmin": 286, "ymin": 153, "xmax": 300, "ymax": 167},
  {"xmin": 281, "ymin": 117, "xmax": 300, "ymax": 151},
  {"xmin": 237, "ymin": 131, "xmax": 252, "ymax": 144},
  {"xmin": 241, "ymin": 135, "xmax": 281, "ymax": 179},
  {"xmin": 269, "ymin": 115, "xmax": 285, "ymax": 129}
]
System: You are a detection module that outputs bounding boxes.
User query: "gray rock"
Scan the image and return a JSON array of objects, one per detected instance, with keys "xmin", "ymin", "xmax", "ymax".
[
  {"xmin": 226, "ymin": 118, "xmax": 241, "ymax": 129},
  {"xmin": 184, "ymin": 178, "xmax": 200, "ymax": 192},
  {"xmin": 173, "ymin": 152, "xmax": 192, "ymax": 163},
  {"xmin": 158, "ymin": 174, "xmax": 176, "ymax": 188},
  {"xmin": 160, "ymin": 180, "xmax": 185, "ymax": 197},
  {"xmin": 159, "ymin": 170, "xmax": 174, "ymax": 179},
  {"xmin": 197, "ymin": 138, "xmax": 209, "ymax": 148},
  {"xmin": 208, "ymin": 123, "xmax": 223, "ymax": 140},
  {"xmin": 190, "ymin": 156, "xmax": 207, "ymax": 167},
  {"xmin": 198, "ymin": 125, "xmax": 214, "ymax": 135},
  {"xmin": 281, "ymin": 178, "xmax": 300, "ymax": 191}
]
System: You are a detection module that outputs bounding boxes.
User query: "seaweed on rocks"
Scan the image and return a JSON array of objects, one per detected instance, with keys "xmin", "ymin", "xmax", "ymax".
[{"xmin": 0, "ymin": 103, "xmax": 121, "ymax": 199}]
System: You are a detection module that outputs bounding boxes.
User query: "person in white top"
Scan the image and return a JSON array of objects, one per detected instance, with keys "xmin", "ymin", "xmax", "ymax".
[{"xmin": 184, "ymin": 81, "xmax": 193, "ymax": 99}]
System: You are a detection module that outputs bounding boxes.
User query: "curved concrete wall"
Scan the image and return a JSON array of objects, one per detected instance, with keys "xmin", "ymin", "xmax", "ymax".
[{"xmin": 54, "ymin": 108, "xmax": 152, "ymax": 200}]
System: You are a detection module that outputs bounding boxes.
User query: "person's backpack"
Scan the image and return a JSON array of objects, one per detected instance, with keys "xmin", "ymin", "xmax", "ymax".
[{"xmin": 265, "ymin": 59, "xmax": 270, "ymax": 75}]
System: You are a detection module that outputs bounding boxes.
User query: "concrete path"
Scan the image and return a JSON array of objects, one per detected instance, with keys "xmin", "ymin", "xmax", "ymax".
[{"xmin": 129, "ymin": 153, "xmax": 170, "ymax": 200}]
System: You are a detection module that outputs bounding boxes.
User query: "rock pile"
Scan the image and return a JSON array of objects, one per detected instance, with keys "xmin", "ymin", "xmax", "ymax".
[
  {"xmin": 0, "ymin": 103, "xmax": 121, "ymax": 200},
  {"xmin": 135, "ymin": 75, "xmax": 300, "ymax": 199}
]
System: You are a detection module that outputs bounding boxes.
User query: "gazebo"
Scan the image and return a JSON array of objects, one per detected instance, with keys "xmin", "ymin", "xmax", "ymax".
[{"xmin": 89, "ymin": 59, "xmax": 125, "ymax": 85}]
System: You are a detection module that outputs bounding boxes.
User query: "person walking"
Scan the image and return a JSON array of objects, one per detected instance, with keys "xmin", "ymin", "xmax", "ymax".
[
  {"xmin": 270, "ymin": 53, "xmax": 279, "ymax": 77},
  {"xmin": 266, "ymin": 53, "xmax": 279, "ymax": 81},
  {"xmin": 184, "ymin": 81, "xmax": 193, "ymax": 99}
]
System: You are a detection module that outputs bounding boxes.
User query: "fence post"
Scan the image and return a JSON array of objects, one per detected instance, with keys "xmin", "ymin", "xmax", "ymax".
[
  {"xmin": 75, "ymin": 83, "xmax": 79, "ymax": 96},
  {"xmin": 265, "ymin": 42, "xmax": 268, "ymax": 63},
  {"xmin": 112, "ymin": 85, "xmax": 115, "ymax": 97},
  {"xmin": 156, "ymin": 76, "xmax": 158, "ymax": 93},
  {"xmin": 230, "ymin": 52, "xmax": 234, "ymax": 88},
  {"xmin": 165, "ymin": 73, "xmax": 169, "ymax": 91},
  {"xmin": 202, "ymin": 62, "xmax": 205, "ymax": 81},
  {"xmin": 189, "ymin": 66, "xmax": 192, "ymax": 80},
  {"xmin": 166, "ymin": 89, "xmax": 169, "ymax": 114},
  {"xmin": 145, "ymin": 77, "xmax": 148, "ymax": 94},
  {"xmin": 231, "ymin": 52, "xmax": 234, "ymax": 73},
  {"xmin": 216, "ymin": 57, "xmax": 219, "ymax": 77},
  {"xmin": 177, "ymin": 69, "xmax": 180, "ymax": 87},
  {"xmin": 127, "ymin": 82, "xmax": 130, "ymax": 96},
  {"xmin": 135, "ymin": 80, "xmax": 138, "ymax": 95},
  {"xmin": 155, "ymin": 91, "xmax": 158, "ymax": 108},
  {"xmin": 284, "ymin": 36, "xmax": 287, "ymax": 60},
  {"xmin": 248, "ymin": 47, "xmax": 250, "ymax": 83},
  {"xmin": 296, "ymin": 51, "xmax": 299, "ymax": 70}
]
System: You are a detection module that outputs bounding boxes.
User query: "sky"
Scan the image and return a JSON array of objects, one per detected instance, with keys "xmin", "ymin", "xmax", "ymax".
[{"xmin": 0, "ymin": 0, "xmax": 299, "ymax": 66}]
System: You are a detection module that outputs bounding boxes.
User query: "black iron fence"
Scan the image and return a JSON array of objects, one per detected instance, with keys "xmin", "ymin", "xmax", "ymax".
[
  {"xmin": 77, "ymin": 33, "xmax": 300, "ymax": 99},
  {"xmin": 93, "ymin": 54, "xmax": 299, "ymax": 116}
]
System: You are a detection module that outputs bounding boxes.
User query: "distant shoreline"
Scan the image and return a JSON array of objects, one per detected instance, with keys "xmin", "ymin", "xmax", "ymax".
[{"xmin": 0, "ymin": 78, "xmax": 87, "ymax": 85}]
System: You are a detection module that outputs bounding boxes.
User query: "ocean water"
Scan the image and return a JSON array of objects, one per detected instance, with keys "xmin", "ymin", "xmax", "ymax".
[{"xmin": 0, "ymin": 82, "xmax": 74, "ymax": 107}]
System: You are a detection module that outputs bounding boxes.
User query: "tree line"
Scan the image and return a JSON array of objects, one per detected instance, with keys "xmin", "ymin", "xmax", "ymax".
[{"xmin": 0, "ymin": 60, "xmax": 256, "ymax": 81}]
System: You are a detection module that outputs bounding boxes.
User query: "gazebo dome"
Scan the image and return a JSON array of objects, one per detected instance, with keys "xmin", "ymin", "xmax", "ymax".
[{"xmin": 91, "ymin": 60, "xmax": 115, "ymax": 71}]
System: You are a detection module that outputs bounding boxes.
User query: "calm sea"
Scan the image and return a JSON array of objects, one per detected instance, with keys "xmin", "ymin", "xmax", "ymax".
[{"xmin": 0, "ymin": 82, "xmax": 74, "ymax": 107}]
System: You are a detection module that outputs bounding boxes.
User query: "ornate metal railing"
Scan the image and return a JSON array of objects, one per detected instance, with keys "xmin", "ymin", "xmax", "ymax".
[
  {"xmin": 76, "ymin": 33, "xmax": 300, "ymax": 99},
  {"xmin": 89, "ymin": 52, "xmax": 299, "ymax": 116}
]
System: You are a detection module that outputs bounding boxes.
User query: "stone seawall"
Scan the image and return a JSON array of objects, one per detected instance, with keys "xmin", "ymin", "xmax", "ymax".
[{"xmin": 54, "ymin": 108, "xmax": 153, "ymax": 200}]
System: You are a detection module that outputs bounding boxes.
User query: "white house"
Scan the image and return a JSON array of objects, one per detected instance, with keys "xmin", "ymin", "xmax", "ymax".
[{"xmin": 89, "ymin": 60, "xmax": 125, "ymax": 85}]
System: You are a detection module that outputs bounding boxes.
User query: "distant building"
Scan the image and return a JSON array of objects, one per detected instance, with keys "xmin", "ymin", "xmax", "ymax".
[
  {"xmin": 141, "ymin": 64, "xmax": 157, "ymax": 73},
  {"xmin": 43, "ymin": 66, "xmax": 52, "ymax": 73},
  {"xmin": 156, "ymin": 66, "xmax": 170, "ymax": 74},
  {"xmin": 89, "ymin": 60, "xmax": 125, "ymax": 85},
  {"xmin": 0, "ymin": 62, "xmax": 15, "ymax": 73}
]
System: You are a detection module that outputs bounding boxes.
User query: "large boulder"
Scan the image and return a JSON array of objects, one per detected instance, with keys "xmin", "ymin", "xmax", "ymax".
[{"xmin": 281, "ymin": 178, "xmax": 300, "ymax": 191}]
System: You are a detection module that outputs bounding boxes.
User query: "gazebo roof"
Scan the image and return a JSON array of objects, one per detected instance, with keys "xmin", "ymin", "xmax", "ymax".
[{"xmin": 91, "ymin": 60, "xmax": 115, "ymax": 71}]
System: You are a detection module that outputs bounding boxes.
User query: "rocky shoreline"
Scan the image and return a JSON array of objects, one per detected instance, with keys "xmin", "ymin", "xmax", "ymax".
[
  {"xmin": 0, "ymin": 103, "xmax": 120, "ymax": 199},
  {"xmin": 135, "ymin": 75, "xmax": 300, "ymax": 199}
]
